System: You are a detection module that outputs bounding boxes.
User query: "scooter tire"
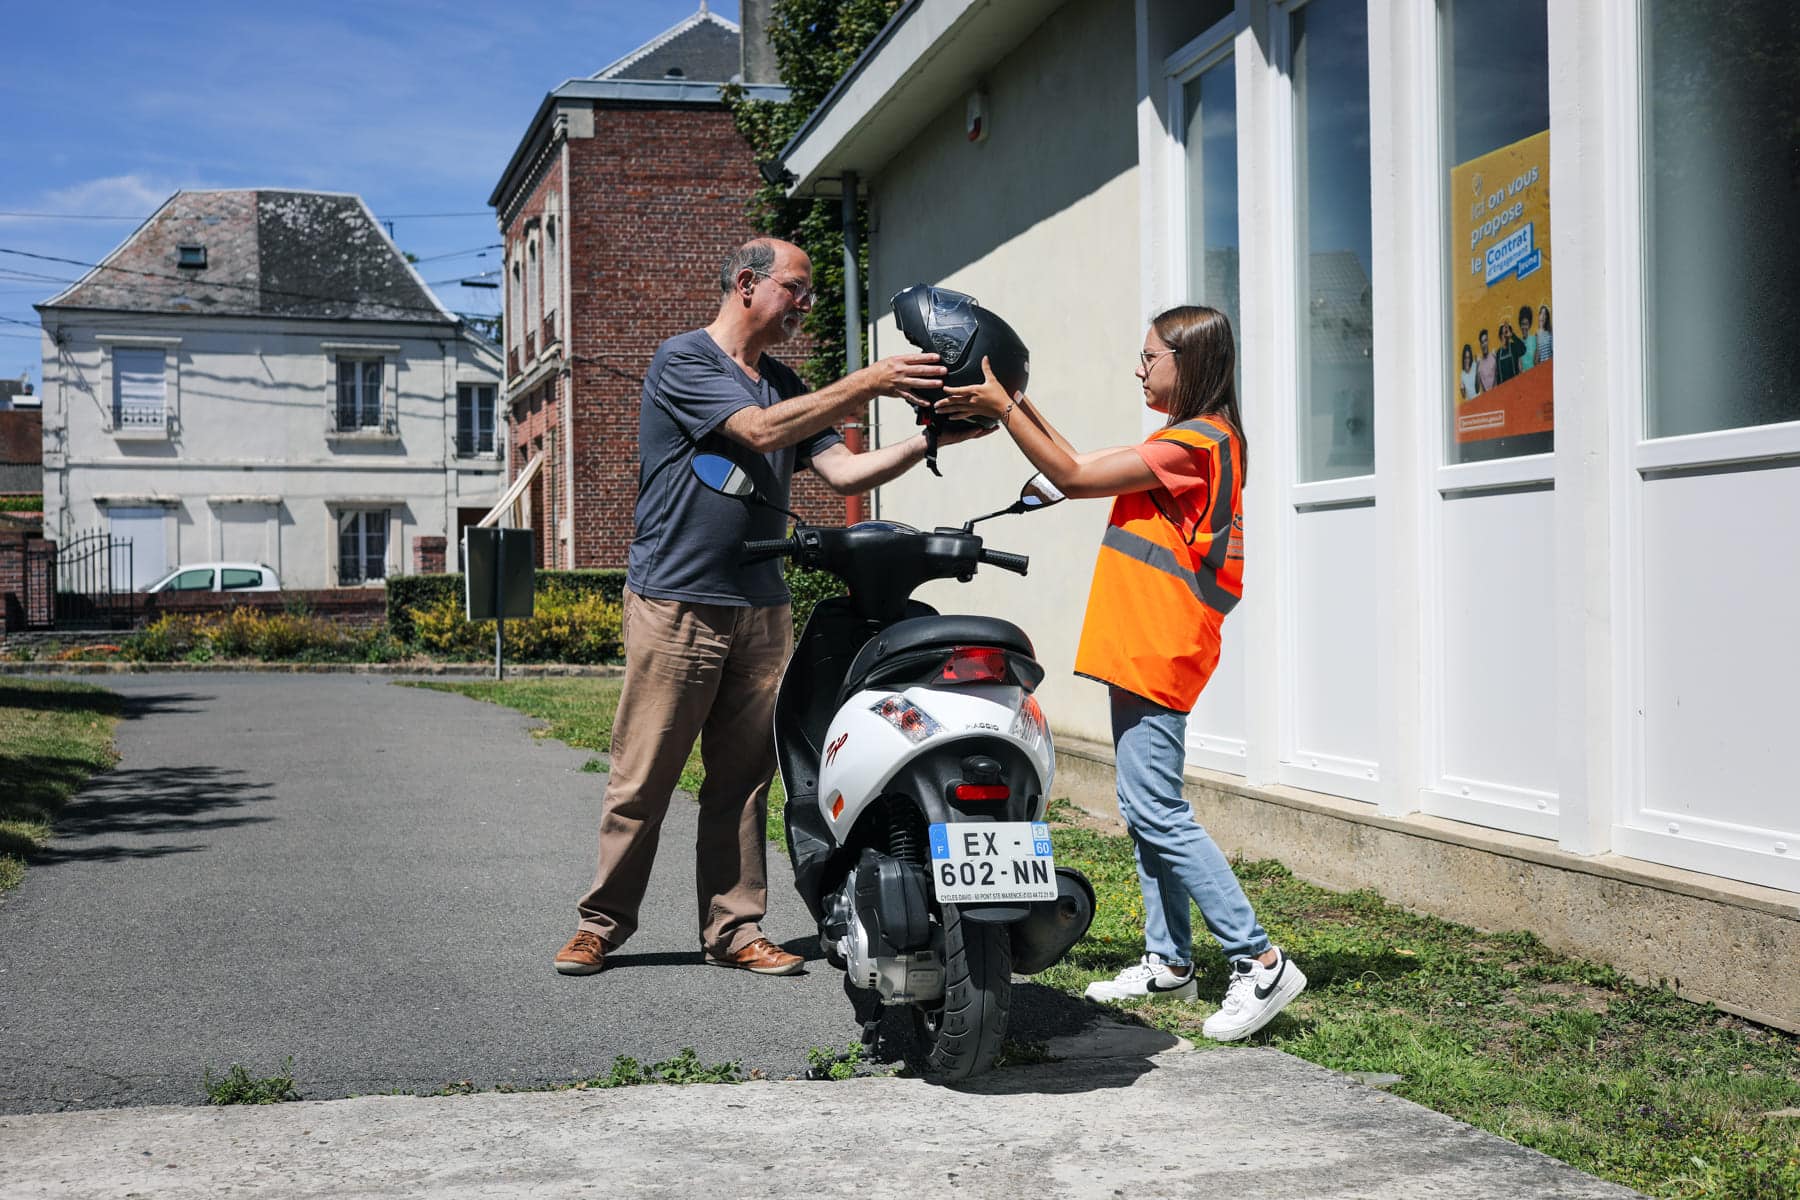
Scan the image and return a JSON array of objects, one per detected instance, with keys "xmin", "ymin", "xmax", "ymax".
[{"xmin": 913, "ymin": 904, "xmax": 1011, "ymax": 1081}]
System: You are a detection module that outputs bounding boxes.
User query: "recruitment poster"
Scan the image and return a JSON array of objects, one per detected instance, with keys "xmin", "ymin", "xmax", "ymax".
[{"xmin": 1450, "ymin": 130, "xmax": 1553, "ymax": 444}]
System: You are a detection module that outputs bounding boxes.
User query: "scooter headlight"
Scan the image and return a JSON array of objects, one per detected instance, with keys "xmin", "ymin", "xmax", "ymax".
[
  {"xmin": 871, "ymin": 695, "xmax": 943, "ymax": 744},
  {"xmin": 1010, "ymin": 693, "xmax": 1047, "ymax": 747}
]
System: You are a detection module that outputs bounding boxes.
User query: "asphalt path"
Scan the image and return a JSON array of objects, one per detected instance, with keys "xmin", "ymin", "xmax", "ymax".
[{"xmin": 0, "ymin": 673, "xmax": 1096, "ymax": 1113}]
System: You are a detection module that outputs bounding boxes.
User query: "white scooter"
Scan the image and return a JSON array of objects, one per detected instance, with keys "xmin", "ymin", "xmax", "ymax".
[{"xmin": 692, "ymin": 453, "xmax": 1095, "ymax": 1080}]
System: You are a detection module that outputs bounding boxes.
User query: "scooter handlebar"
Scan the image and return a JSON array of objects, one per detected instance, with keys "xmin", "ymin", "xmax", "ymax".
[
  {"xmin": 740, "ymin": 536, "xmax": 799, "ymax": 564},
  {"xmin": 979, "ymin": 548, "xmax": 1030, "ymax": 576}
]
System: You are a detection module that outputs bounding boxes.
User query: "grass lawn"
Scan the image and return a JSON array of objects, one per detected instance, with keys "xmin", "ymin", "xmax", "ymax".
[
  {"xmin": 426, "ymin": 676, "xmax": 1799, "ymax": 1199},
  {"xmin": 0, "ymin": 680, "xmax": 123, "ymax": 892}
]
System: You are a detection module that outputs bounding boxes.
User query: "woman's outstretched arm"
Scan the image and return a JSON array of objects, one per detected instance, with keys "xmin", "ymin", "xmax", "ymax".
[{"xmin": 937, "ymin": 357, "xmax": 1158, "ymax": 500}]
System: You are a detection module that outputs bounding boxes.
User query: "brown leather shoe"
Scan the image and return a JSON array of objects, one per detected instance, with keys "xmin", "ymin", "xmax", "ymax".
[
  {"xmin": 554, "ymin": 931, "xmax": 606, "ymax": 975},
  {"xmin": 706, "ymin": 937, "xmax": 803, "ymax": 976}
]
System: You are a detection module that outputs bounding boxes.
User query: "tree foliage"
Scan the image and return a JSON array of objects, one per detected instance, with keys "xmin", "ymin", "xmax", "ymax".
[{"xmin": 724, "ymin": 0, "xmax": 903, "ymax": 388}]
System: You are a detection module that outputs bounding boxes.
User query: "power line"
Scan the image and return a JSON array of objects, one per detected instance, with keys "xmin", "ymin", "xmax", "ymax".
[{"xmin": 409, "ymin": 244, "xmax": 502, "ymax": 264}]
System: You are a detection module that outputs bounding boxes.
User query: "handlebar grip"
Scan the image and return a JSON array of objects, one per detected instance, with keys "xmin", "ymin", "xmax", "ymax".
[
  {"xmin": 740, "ymin": 536, "xmax": 798, "ymax": 564},
  {"xmin": 980, "ymin": 548, "xmax": 1030, "ymax": 576}
]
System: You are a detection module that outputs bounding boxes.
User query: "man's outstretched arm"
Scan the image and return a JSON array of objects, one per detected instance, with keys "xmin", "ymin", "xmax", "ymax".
[{"xmin": 721, "ymin": 354, "xmax": 944, "ymax": 453}]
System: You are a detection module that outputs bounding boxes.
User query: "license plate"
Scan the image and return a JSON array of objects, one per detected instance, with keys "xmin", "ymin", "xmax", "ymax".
[{"xmin": 927, "ymin": 821, "xmax": 1057, "ymax": 903}]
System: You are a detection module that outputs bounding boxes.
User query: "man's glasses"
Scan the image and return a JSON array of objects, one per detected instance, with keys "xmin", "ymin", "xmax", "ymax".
[
  {"xmin": 753, "ymin": 271, "xmax": 814, "ymax": 306},
  {"xmin": 1138, "ymin": 348, "xmax": 1176, "ymax": 369}
]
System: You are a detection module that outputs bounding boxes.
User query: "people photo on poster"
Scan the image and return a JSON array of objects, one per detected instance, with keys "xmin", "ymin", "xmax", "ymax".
[{"xmin": 1451, "ymin": 130, "xmax": 1553, "ymax": 445}]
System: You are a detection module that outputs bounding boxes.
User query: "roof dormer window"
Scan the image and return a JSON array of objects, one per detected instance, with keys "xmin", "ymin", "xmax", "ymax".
[{"xmin": 177, "ymin": 244, "xmax": 207, "ymax": 269}]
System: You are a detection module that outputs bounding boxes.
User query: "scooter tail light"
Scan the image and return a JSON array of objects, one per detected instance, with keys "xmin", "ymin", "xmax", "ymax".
[
  {"xmin": 942, "ymin": 645, "xmax": 1008, "ymax": 684},
  {"xmin": 953, "ymin": 783, "xmax": 1010, "ymax": 801},
  {"xmin": 869, "ymin": 695, "xmax": 943, "ymax": 744}
]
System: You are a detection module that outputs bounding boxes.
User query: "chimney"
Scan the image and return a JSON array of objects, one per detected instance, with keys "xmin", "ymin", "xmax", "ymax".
[{"xmin": 740, "ymin": 0, "xmax": 779, "ymax": 85}]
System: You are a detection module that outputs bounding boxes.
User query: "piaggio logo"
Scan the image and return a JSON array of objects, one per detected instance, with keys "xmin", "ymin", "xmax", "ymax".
[{"xmin": 825, "ymin": 732, "xmax": 849, "ymax": 765}]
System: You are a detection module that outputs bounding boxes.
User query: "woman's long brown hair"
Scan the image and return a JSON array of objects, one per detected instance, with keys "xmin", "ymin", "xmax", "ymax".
[{"xmin": 1152, "ymin": 304, "xmax": 1248, "ymax": 485}]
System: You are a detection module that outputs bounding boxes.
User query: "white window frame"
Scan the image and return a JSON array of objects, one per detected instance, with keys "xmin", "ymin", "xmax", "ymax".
[
  {"xmin": 457, "ymin": 382, "xmax": 497, "ymax": 458},
  {"xmin": 322, "ymin": 343, "xmax": 401, "ymax": 439},
  {"xmin": 1604, "ymin": 0, "xmax": 1800, "ymax": 891},
  {"xmin": 543, "ymin": 212, "xmax": 560, "ymax": 344},
  {"xmin": 1272, "ymin": 0, "xmax": 1381, "ymax": 803},
  {"xmin": 334, "ymin": 507, "xmax": 392, "ymax": 585},
  {"xmin": 96, "ymin": 335, "xmax": 181, "ymax": 439},
  {"xmin": 1165, "ymin": 6, "xmax": 1253, "ymax": 778}
]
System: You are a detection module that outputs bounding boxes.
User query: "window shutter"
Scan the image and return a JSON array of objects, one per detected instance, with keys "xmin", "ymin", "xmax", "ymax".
[{"xmin": 114, "ymin": 349, "xmax": 166, "ymax": 426}]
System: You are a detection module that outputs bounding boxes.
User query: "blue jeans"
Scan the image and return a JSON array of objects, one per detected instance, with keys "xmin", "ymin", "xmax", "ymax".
[{"xmin": 1110, "ymin": 687, "xmax": 1269, "ymax": 965}]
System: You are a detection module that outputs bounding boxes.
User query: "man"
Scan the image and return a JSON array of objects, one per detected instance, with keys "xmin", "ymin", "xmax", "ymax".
[
  {"xmin": 555, "ymin": 237, "xmax": 961, "ymax": 977},
  {"xmin": 1475, "ymin": 329, "xmax": 1498, "ymax": 394}
]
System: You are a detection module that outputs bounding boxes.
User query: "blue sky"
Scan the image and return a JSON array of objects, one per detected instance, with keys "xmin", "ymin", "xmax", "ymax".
[{"xmin": 0, "ymin": 0, "xmax": 740, "ymax": 387}]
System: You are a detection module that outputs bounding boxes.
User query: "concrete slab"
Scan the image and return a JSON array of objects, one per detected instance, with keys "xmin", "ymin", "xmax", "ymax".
[{"xmin": 0, "ymin": 1048, "xmax": 1643, "ymax": 1199}]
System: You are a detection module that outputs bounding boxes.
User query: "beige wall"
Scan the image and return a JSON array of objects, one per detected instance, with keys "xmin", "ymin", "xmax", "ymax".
[{"xmin": 866, "ymin": 0, "xmax": 1143, "ymax": 744}]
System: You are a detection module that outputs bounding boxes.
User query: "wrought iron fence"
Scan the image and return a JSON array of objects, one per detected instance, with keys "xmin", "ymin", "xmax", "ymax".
[{"xmin": 26, "ymin": 530, "xmax": 139, "ymax": 630}]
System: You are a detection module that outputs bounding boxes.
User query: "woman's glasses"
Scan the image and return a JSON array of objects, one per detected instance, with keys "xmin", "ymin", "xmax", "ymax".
[{"xmin": 1138, "ymin": 348, "xmax": 1176, "ymax": 369}]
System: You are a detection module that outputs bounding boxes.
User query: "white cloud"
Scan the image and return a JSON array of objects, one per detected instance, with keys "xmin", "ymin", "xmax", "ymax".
[{"xmin": 38, "ymin": 173, "xmax": 189, "ymax": 219}]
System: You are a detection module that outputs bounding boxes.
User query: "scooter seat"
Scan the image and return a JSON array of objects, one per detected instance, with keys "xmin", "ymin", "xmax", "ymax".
[{"xmin": 839, "ymin": 614, "xmax": 1038, "ymax": 703}]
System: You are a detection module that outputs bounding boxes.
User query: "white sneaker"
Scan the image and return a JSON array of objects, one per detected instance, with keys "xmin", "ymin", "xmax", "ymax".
[
  {"xmin": 1202, "ymin": 948, "xmax": 1306, "ymax": 1042},
  {"xmin": 1083, "ymin": 954, "xmax": 1197, "ymax": 1002}
]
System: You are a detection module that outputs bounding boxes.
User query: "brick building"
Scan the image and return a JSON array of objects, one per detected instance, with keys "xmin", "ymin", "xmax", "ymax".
[{"xmin": 487, "ymin": 4, "xmax": 843, "ymax": 569}]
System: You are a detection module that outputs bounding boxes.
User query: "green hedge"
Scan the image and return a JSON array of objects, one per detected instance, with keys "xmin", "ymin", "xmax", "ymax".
[
  {"xmin": 0, "ymin": 495, "xmax": 44, "ymax": 513},
  {"xmin": 386, "ymin": 570, "xmax": 627, "ymax": 643},
  {"xmin": 389, "ymin": 564, "xmax": 843, "ymax": 645}
]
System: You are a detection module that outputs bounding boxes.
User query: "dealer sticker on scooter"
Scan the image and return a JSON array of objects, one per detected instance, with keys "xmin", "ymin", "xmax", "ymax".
[{"xmin": 927, "ymin": 821, "xmax": 1059, "ymax": 903}]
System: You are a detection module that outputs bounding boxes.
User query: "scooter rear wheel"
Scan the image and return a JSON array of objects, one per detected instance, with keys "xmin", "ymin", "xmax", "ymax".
[{"xmin": 913, "ymin": 904, "xmax": 1011, "ymax": 1080}]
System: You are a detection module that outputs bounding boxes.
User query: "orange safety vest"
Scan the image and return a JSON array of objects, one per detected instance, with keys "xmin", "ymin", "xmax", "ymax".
[{"xmin": 1073, "ymin": 415, "xmax": 1244, "ymax": 712}]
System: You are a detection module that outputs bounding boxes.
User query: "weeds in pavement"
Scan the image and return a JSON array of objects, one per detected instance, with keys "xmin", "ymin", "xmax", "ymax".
[
  {"xmin": 575, "ymin": 1048, "xmax": 744, "ymax": 1088},
  {"xmin": 202, "ymin": 1058, "xmax": 301, "ymax": 1105},
  {"xmin": 806, "ymin": 1040, "xmax": 866, "ymax": 1081},
  {"xmin": 0, "ymin": 680, "xmax": 121, "ymax": 891}
]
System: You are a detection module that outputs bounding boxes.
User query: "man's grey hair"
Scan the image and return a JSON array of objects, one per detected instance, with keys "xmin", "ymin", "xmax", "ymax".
[{"xmin": 719, "ymin": 240, "xmax": 777, "ymax": 294}]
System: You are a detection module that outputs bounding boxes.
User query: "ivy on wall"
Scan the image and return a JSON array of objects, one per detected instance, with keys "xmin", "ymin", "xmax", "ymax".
[{"xmin": 724, "ymin": 0, "xmax": 904, "ymax": 389}]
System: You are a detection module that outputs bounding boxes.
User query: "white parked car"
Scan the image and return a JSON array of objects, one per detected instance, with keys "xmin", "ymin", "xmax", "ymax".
[{"xmin": 144, "ymin": 562, "xmax": 282, "ymax": 594}]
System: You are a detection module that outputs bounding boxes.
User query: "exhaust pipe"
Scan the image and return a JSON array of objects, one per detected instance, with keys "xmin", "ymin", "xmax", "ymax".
[{"xmin": 1009, "ymin": 867, "xmax": 1096, "ymax": 975}]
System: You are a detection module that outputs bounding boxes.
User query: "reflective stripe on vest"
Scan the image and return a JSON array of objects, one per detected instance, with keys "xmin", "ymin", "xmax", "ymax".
[{"xmin": 1100, "ymin": 523, "xmax": 1240, "ymax": 615}]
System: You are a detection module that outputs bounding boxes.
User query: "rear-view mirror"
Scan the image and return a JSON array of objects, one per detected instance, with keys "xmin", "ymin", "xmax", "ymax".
[{"xmin": 693, "ymin": 453, "xmax": 757, "ymax": 499}]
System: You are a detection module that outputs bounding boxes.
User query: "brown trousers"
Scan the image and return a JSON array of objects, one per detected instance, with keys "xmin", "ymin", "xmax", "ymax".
[{"xmin": 576, "ymin": 589, "xmax": 791, "ymax": 958}]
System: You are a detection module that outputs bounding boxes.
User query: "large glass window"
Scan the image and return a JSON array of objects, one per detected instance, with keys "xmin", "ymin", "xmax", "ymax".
[
  {"xmin": 1293, "ymin": 0, "xmax": 1374, "ymax": 482},
  {"xmin": 1184, "ymin": 55, "xmax": 1240, "ymax": 361},
  {"xmin": 1644, "ymin": 0, "xmax": 1800, "ymax": 439},
  {"xmin": 1441, "ymin": 0, "xmax": 1551, "ymax": 465}
]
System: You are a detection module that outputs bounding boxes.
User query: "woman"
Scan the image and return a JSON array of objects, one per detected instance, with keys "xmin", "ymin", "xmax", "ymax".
[
  {"xmin": 1496, "ymin": 320, "xmax": 1521, "ymax": 384},
  {"xmin": 1536, "ymin": 305, "xmax": 1553, "ymax": 362},
  {"xmin": 935, "ymin": 305, "xmax": 1305, "ymax": 1042},
  {"xmin": 1459, "ymin": 343, "xmax": 1479, "ymax": 400}
]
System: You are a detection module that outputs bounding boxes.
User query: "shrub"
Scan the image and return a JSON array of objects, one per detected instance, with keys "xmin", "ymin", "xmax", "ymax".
[
  {"xmin": 123, "ymin": 609, "xmax": 389, "ymax": 664},
  {"xmin": 387, "ymin": 569, "xmax": 628, "ymax": 643},
  {"xmin": 406, "ymin": 587, "xmax": 622, "ymax": 662}
]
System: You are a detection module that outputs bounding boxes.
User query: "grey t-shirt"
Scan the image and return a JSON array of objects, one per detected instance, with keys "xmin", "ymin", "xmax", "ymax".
[{"xmin": 626, "ymin": 329, "xmax": 841, "ymax": 606}]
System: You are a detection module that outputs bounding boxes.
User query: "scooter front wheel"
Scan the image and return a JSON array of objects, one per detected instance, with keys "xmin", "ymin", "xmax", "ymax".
[{"xmin": 913, "ymin": 904, "xmax": 1011, "ymax": 1080}]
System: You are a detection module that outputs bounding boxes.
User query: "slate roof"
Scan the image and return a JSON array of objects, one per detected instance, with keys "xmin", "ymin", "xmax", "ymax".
[
  {"xmin": 42, "ymin": 190, "xmax": 454, "ymax": 324},
  {"xmin": 594, "ymin": 7, "xmax": 742, "ymax": 83}
]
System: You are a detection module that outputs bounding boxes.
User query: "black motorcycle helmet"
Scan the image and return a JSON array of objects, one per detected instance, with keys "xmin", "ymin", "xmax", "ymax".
[{"xmin": 891, "ymin": 284, "xmax": 1030, "ymax": 474}]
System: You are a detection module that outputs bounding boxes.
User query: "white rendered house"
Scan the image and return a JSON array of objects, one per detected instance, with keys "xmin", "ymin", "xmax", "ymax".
[{"xmin": 37, "ymin": 189, "xmax": 504, "ymax": 590}]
